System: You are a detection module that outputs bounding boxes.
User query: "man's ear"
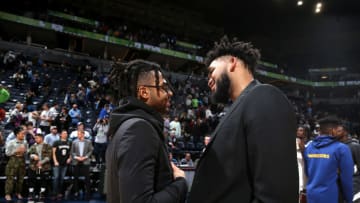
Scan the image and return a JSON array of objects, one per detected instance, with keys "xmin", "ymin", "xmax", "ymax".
[
  {"xmin": 229, "ymin": 56, "xmax": 237, "ymax": 72},
  {"xmin": 137, "ymin": 86, "xmax": 150, "ymax": 101}
]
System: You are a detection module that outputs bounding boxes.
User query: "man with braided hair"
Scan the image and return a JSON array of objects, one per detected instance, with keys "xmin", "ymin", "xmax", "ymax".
[
  {"xmin": 188, "ymin": 36, "xmax": 298, "ymax": 203},
  {"xmin": 106, "ymin": 59, "xmax": 188, "ymax": 203}
]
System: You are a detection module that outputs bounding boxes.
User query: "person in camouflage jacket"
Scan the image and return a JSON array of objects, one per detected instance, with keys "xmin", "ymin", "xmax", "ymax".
[
  {"xmin": 27, "ymin": 131, "xmax": 52, "ymax": 200},
  {"xmin": 4, "ymin": 126, "xmax": 28, "ymax": 201}
]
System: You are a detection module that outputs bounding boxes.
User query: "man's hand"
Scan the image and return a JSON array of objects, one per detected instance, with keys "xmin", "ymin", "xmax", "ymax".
[
  {"xmin": 16, "ymin": 145, "xmax": 26, "ymax": 155},
  {"xmin": 171, "ymin": 162, "xmax": 186, "ymax": 179},
  {"xmin": 32, "ymin": 154, "xmax": 39, "ymax": 160}
]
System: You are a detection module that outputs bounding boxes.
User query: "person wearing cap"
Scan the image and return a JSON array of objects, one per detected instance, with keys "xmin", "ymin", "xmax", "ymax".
[
  {"xmin": 69, "ymin": 122, "xmax": 91, "ymax": 141},
  {"xmin": 27, "ymin": 131, "xmax": 52, "ymax": 201},
  {"xmin": 4, "ymin": 126, "xmax": 28, "ymax": 201},
  {"xmin": 44, "ymin": 126, "xmax": 60, "ymax": 146}
]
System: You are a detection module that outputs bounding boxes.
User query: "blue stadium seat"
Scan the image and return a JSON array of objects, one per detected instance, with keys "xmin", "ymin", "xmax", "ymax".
[
  {"xmin": 186, "ymin": 142, "xmax": 195, "ymax": 150},
  {"xmin": 176, "ymin": 141, "xmax": 185, "ymax": 149}
]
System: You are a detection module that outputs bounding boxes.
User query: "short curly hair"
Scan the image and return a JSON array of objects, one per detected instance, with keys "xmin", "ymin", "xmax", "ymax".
[{"xmin": 205, "ymin": 35, "xmax": 261, "ymax": 75}]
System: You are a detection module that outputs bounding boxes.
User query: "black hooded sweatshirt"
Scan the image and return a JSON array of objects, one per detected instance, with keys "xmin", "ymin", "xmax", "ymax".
[{"xmin": 106, "ymin": 97, "xmax": 188, "ymax": 203}]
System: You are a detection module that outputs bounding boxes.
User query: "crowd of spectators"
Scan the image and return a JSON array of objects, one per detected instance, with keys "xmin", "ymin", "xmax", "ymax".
[{"xmin": 0, "ymin": 48, "xmax": 359, "ymax": 200}]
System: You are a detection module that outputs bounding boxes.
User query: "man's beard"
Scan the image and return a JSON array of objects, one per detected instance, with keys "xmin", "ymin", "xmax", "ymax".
[{"xmin": 211, "ymin": 73, "xmax": 231, "ymax": 104}]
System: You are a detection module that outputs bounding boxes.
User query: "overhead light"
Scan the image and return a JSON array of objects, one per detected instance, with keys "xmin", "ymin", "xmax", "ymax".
[
  {"xmin": 315, "ymin": 7, "xmax": 321, "ymax": 13},
  {"xmin": 297, "ymin": 0, "xmax": 303, "ymax": 6},
  {"xmin": 321, "ymin": 75, "xmax": 328, "ymax": 79},
  {"xmin": 316, "ymin": 2, "xmax": 322, "ymax": 8}
]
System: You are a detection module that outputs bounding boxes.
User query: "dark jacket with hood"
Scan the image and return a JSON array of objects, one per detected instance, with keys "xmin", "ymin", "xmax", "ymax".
[
  {"xmin": 344, "ymin": 139, "xmax": 360, "ymax": 199},
  {"xmin": 106, "ymin": 97, "xmax": 188, "ymax": 203},
  {"xmin": 304, "ymin": 135, "xmax": 353, "ymax": 203}
]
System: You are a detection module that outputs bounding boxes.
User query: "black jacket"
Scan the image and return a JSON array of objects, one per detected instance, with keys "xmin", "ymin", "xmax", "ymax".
[
  {"xmin": 106, "ymin": 97, "xmax": 188, "ymax": 203},
  {"xmin": 344, "ymin": 139, "xmax": 360, "ymax": 195},
  {"xmin": 188, "ymin": 80, "xmax": 299, "ymax": 203}
]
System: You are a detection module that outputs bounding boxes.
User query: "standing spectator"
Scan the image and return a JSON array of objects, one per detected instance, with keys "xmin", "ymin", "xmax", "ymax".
[
  {"xmin": 44, "ymin": 126, "xmax": 60, "ymax": 146},
  {"xmin": 28, "ymin": 111, "xmax": 39, "ymax": 128},
  {"xmin": 71, "ymin": 130, "xmax": 93, "ymax": 200},
  {"xmin": 188, "ymin": 36, "xmax": 298, "ymax": 203},
  {"xmin": 169, "ymin": 116, "xmax": 182, "ymax": 139},
  {"xmin": 52, "ymin": 130, "xmax": 71, "ymax": 200},
  {"xmin": 69, "ymin": 104, "xmax": 82, "ymax": 127},
  {"xmin": 76, "ymin": 87, "xmax": 86, "ymax": 108},
  {"xmin": 4, "ymin": 126, "xmax": 28, "ymax": 201},
  {"xmin": 336, "ymin": 124, "xmax": 360, "ymax": 203},
  {"xmin": 27, "ymin": 131, "xmax": 52, "ymax": 201},
  {"xmin": 39, "ymin": 103, "xmax": 51, "ymax": 134},
  {"xmin": 9, "ymin": 102, "xmax": 24, "ymax": 129},
  {"xmin": 49, "ymin": 103, "xmax": 59, "ymax": 122},
  {"xmin": 25, "ymin": 121, "xmax": 36, "ymax": 147},
  {"xmin": 93, "ymin": 117, "xmax": 109, "ymax": 167},
  {"xmin": 69, "ymin": 122, "xmax": 91, "ymax": 141},
  {"xmin": 296, "ymin": 126, "xmax": 307, "ymax": 202},
  {"xmin": 54, "ymin": 106, "xmax": 71, "ymax": 132},
  {"xmin": 98, "ymin": 103, "xmax": 111, "ymax": 120},
  {"xmin": 304, "ymin": 116, "xmax": 353, "ymax": 203},
  {"xmin": 180, "ymin": 153, "xmax": 194, "ymax": 166}
]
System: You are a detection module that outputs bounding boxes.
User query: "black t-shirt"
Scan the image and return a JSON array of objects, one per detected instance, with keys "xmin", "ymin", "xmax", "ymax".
[{"xmin": 53, "ymin": 140, "xmax": 71, "ymax": 166}]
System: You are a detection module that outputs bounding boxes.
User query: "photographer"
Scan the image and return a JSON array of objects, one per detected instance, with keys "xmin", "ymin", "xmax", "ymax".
[{"xmin": 93, "ymin": 116, "xmax": 109, "ymax": 167}]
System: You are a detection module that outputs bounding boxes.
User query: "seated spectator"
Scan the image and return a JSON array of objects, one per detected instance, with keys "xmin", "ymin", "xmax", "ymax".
[
  {"xmin": 180, "ymin": 153, "xmax": 194, "ymax": 167},
  {"xmin": 169, "ymin": 152, "xmax": 179, "ymax": 166}
]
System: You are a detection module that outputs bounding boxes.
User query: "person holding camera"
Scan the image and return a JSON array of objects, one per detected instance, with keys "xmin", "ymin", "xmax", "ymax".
[{"xmin": 93, "ymin": 116, "xmax": 109, "ymax": 167}]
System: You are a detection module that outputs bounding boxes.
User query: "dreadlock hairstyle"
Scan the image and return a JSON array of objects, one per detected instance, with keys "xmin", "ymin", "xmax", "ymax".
[
  {"xmin": 109, "ymin": 59, "xmax": 162, "ymax": 104},
  {"xmin": 205, "ymin": 35, "xmax": 261, "ymax": 75}
]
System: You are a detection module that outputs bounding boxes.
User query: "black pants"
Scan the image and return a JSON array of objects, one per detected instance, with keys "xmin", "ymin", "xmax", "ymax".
[
  {"xmin": 28, "ymin": 169, "xmax": 51, "ymax": 194},
  {"xmin": 72, "ymin": 164, "xmax": 90, "ymax": 195}
]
